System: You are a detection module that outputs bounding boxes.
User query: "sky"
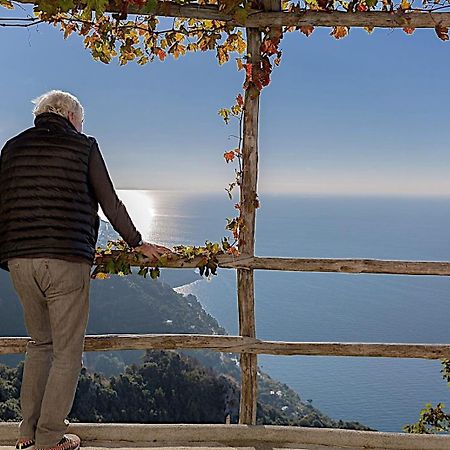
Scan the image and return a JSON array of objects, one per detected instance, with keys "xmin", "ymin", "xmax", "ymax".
[{"xmin": 1, "ymin": 4, "xmax": 450, "ymax": 196}]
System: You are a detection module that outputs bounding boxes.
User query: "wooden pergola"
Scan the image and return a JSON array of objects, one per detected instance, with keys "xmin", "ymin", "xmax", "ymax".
[{"xmin": 2, "ymin": 0, "xmax": 450, "ymax": 431}]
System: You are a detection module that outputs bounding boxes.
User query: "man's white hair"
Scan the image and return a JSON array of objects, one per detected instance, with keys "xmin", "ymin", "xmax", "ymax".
[{"xmin": 32, "ymin": 90, "xmax": 84, "ymax": 121}]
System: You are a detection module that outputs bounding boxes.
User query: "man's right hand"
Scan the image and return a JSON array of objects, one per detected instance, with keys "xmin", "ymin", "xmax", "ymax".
[{"xmin": 133, "ymin": 241, "xmax": 175, "ymax": 261}]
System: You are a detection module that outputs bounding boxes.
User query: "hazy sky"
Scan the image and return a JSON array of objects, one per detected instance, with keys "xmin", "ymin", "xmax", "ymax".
[{"xmin": 1, "ymin": 5, "xmax": 450, "ymax": 196}]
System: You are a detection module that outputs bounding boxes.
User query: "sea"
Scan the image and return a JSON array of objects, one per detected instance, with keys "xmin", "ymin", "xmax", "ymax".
[{"xmin": 113, "ymin": 189, "xmax": 450, "ymax": 432}]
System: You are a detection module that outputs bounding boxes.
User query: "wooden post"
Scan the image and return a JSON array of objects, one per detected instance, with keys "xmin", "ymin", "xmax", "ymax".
[
  {"xmin": 237, "ymin": 0, "xmax": 281, "ymax": 425},
  {"xmin": 237, "ymin": 24, "xmax": 261, "ymax": 425}
]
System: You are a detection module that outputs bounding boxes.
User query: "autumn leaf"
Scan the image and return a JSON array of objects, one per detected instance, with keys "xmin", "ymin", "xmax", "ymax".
[
  {"xmin": 260, "ymin": 39, "xmax": 278, "ymax": 55},
  {"xmin": 217, "ymin": 46, "xmax": 229, "ymax": 65},
  {"xmin": 218, "ymin": 108, "xmax": 231, "ymax": 124},
  {"xmin": 155, "ymin": 47, "xmax": 166, "ymax": 61},
  {"xmin": 435, "ymin": 25, "xmax": 449, "ymax": 41},
  {"xmin": 245, "ymin": 63, "xmax": 253, "ymax": 82},
  {"xmin": 330, "ymin": 26, "xmax": 349, "ymax": 40},
  {"xmin": 300, "ymin": 25, "xmax": 314, "ymax": 37},
  {"xmin": 231, "ymin": 104, "xmax": 241, "ymax": 115},
  {"xmin": 400, "ymin": 0, "xmax": 411, "ymax": 9},
  {"xmin": 403, "ymin": 27, "xmax": 415, "ymax": 35},
  {"xmin": 236, "ymin": 58, "xmax": 244, "ymax": 71},
  {"xmin": 235, "ymin": 31, "xmax": 246, "ymax": 54},
  {"xmin": 364, "ymin": 26, "xmax": 374, "ymax": 34},
  {"xmin": 94, "ymin": 272, "xmax": 109, "ymax": 280},
  {"xmin": 224, "ymin": 151, "xmax": 236, "ymax": 163},
  {"xmin": 168, "ymin": 42, "xmax": 186, "ymax": 59},
  {"xmin": 137, "ymin": 55, "xmax": 149, "ymax": 65},
  {"xmin": 226, "ymin": 246, "xmax": 241, "ymax": 256},
  {"xmin": 236, "ymin": 93, "xmax": 244, "ymax": 106},
  {"xmin": 0, "ymin": 0, "xmax": 14, "ymax": 9},
  {"xmin": 61, "ymin": 22, "xmax": 76, "ymax": 39}
]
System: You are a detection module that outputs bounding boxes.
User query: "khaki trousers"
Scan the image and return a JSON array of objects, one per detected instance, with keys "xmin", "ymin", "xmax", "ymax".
[{"xmin": 7, "ymin": 257, "xmax": 91, "ymax": 448}]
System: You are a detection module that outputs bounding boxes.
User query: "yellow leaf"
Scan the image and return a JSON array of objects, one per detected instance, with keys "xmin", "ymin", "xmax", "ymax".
[
  {"xmin": 95, "ymin": 273, "xmax": 109, "ymax": 280},
  {"xmin": 217, "ymin": 46, "xmax": 229, "ymax": 65},
  {"xmin": 0, "ymin": 0, "xmax": 14, "ymax": 9},
  {"xmin": 400, "ymin": 0, "xmax": 411, "ymax": 9},
  {"xmin": 231, "ymin": 105, "xmax": 241, "ymax": 115},
  {"xmin": 236, "ymin": 33, "xmax": 246, "ymax": 54},
  {"xmin": 175, "ymin": 32, "xmax": 185, "ymax": 42}
]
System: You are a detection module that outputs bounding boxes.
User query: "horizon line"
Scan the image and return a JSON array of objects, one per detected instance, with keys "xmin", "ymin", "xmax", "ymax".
[{"xmin": 116, "ymin": 188, "xmax": 450, "ymax": 199}]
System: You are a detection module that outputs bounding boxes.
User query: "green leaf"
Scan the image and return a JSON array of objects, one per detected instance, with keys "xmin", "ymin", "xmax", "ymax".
[
  {"xmin": 150, "ymin": 268, "xmax": 160, "ymax": 279},
  {"xmin": 232, "ymin": 7, "xmax": 248, "ymax": 26},
  {"xmin": 143, "ymin": 0, "xmax": 158, "ymax": 14},
  {"xmin": 106, "ymin": 260, "xmax": 116, "ymax": 273},
  {"xmin": 138, "ymin": 267, "xmax": 148, "ymax": 277}
]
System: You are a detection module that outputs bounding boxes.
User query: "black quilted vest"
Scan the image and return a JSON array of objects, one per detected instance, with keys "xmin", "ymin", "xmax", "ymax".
[{"xmin": 0, "ymin": 112, "xmax": 100, "ymax": 271}]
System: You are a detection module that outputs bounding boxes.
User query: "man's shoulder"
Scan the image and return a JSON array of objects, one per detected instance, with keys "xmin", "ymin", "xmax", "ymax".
[
  {"xmin": 3, "ymin": 126, "xmax": 36, "ymax": 149},
  {"xmin": 80, "ymin": 134, "xmax": 99, "ymax": 148}
]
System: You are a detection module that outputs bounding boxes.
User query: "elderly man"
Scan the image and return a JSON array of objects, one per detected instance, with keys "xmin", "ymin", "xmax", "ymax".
[{"xmin": 0, "ymin": 90, "xmax": 172, "ymax": 450}]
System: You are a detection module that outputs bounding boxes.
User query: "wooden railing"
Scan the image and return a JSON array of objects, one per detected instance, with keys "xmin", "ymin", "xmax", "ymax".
[
  {"xmin": 3, "ymin": 253, "xmax": 450, "ymax": 426},
  {"xmin": 2, "ymin": 334, "xmax": 450, "ymax": 359}
]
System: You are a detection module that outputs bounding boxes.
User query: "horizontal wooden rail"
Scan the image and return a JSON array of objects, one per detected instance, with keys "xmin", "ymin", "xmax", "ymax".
[
  {"xmin": 97, "ymin": 252, "xmax": 450, "ymax": 276},
  {"xmin": 1, "ymin": 334, "xmax": 449, "ymax": 359},
  {"xmin": 219, "ymin": 256, "xmax": 450, "ymax": 276},
  {"xmin": 15, "ymin": 2, "xmax": 450, "ymax": 29}
]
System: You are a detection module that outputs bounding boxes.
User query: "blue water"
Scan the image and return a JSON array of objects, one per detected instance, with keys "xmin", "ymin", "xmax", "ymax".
[{"xmin": 118, "ymin": 190, "xmax": 450, "ymax": 432}]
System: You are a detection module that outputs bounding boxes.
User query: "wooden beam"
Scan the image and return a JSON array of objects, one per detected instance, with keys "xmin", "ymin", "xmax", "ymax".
[
  {"xmin": 2, "ymin": 335, "xmax": 449, "ymax": 359},
  {"xmin": 96, "ymin": 252, "xmax": 450, "ymax": 276},
  {"xmin": 13, "ymin": 2, "xmax": 450, "ymax": 29}
]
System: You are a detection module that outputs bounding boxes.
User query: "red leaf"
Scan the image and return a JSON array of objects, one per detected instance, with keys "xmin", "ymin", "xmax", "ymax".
[
  {"xmin": 260, "ymin": 39, "xmax": 278, "ymax": 55},
  {"xmin": 435, "ymin": 25, "xmax": 449, "ymax": 41},
  {"xmin": 236, "ymin": 93, "xmax": 244, "ymax": 106},
  {"xmin": 156, "ymin": 48, "xmax": 166, "ymax": 61},
  {"xmin": 300, "ymin": 26, "xmax": 314, "ymax": 37},
  {"xmin": 245, "ymin": 63, "xmax": 253, "ymax": 82},
  {"xmin": 403, "ymin": 27, "xmax": 415, "ymax": 35},
  {"xmin": 224, "ymin": 151, "xmax": 235, "ymax": 163}
]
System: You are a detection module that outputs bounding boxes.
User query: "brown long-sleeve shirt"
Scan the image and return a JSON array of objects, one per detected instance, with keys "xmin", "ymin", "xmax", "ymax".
[{"xmin": 87, "ymin": 139, "xmax": 142, "ymax": 248}]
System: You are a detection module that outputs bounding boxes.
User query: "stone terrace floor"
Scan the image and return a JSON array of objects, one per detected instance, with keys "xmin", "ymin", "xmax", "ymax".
[{"xmin": 1, "ymin": 423, "xmax": 450, "ymax": 450}]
